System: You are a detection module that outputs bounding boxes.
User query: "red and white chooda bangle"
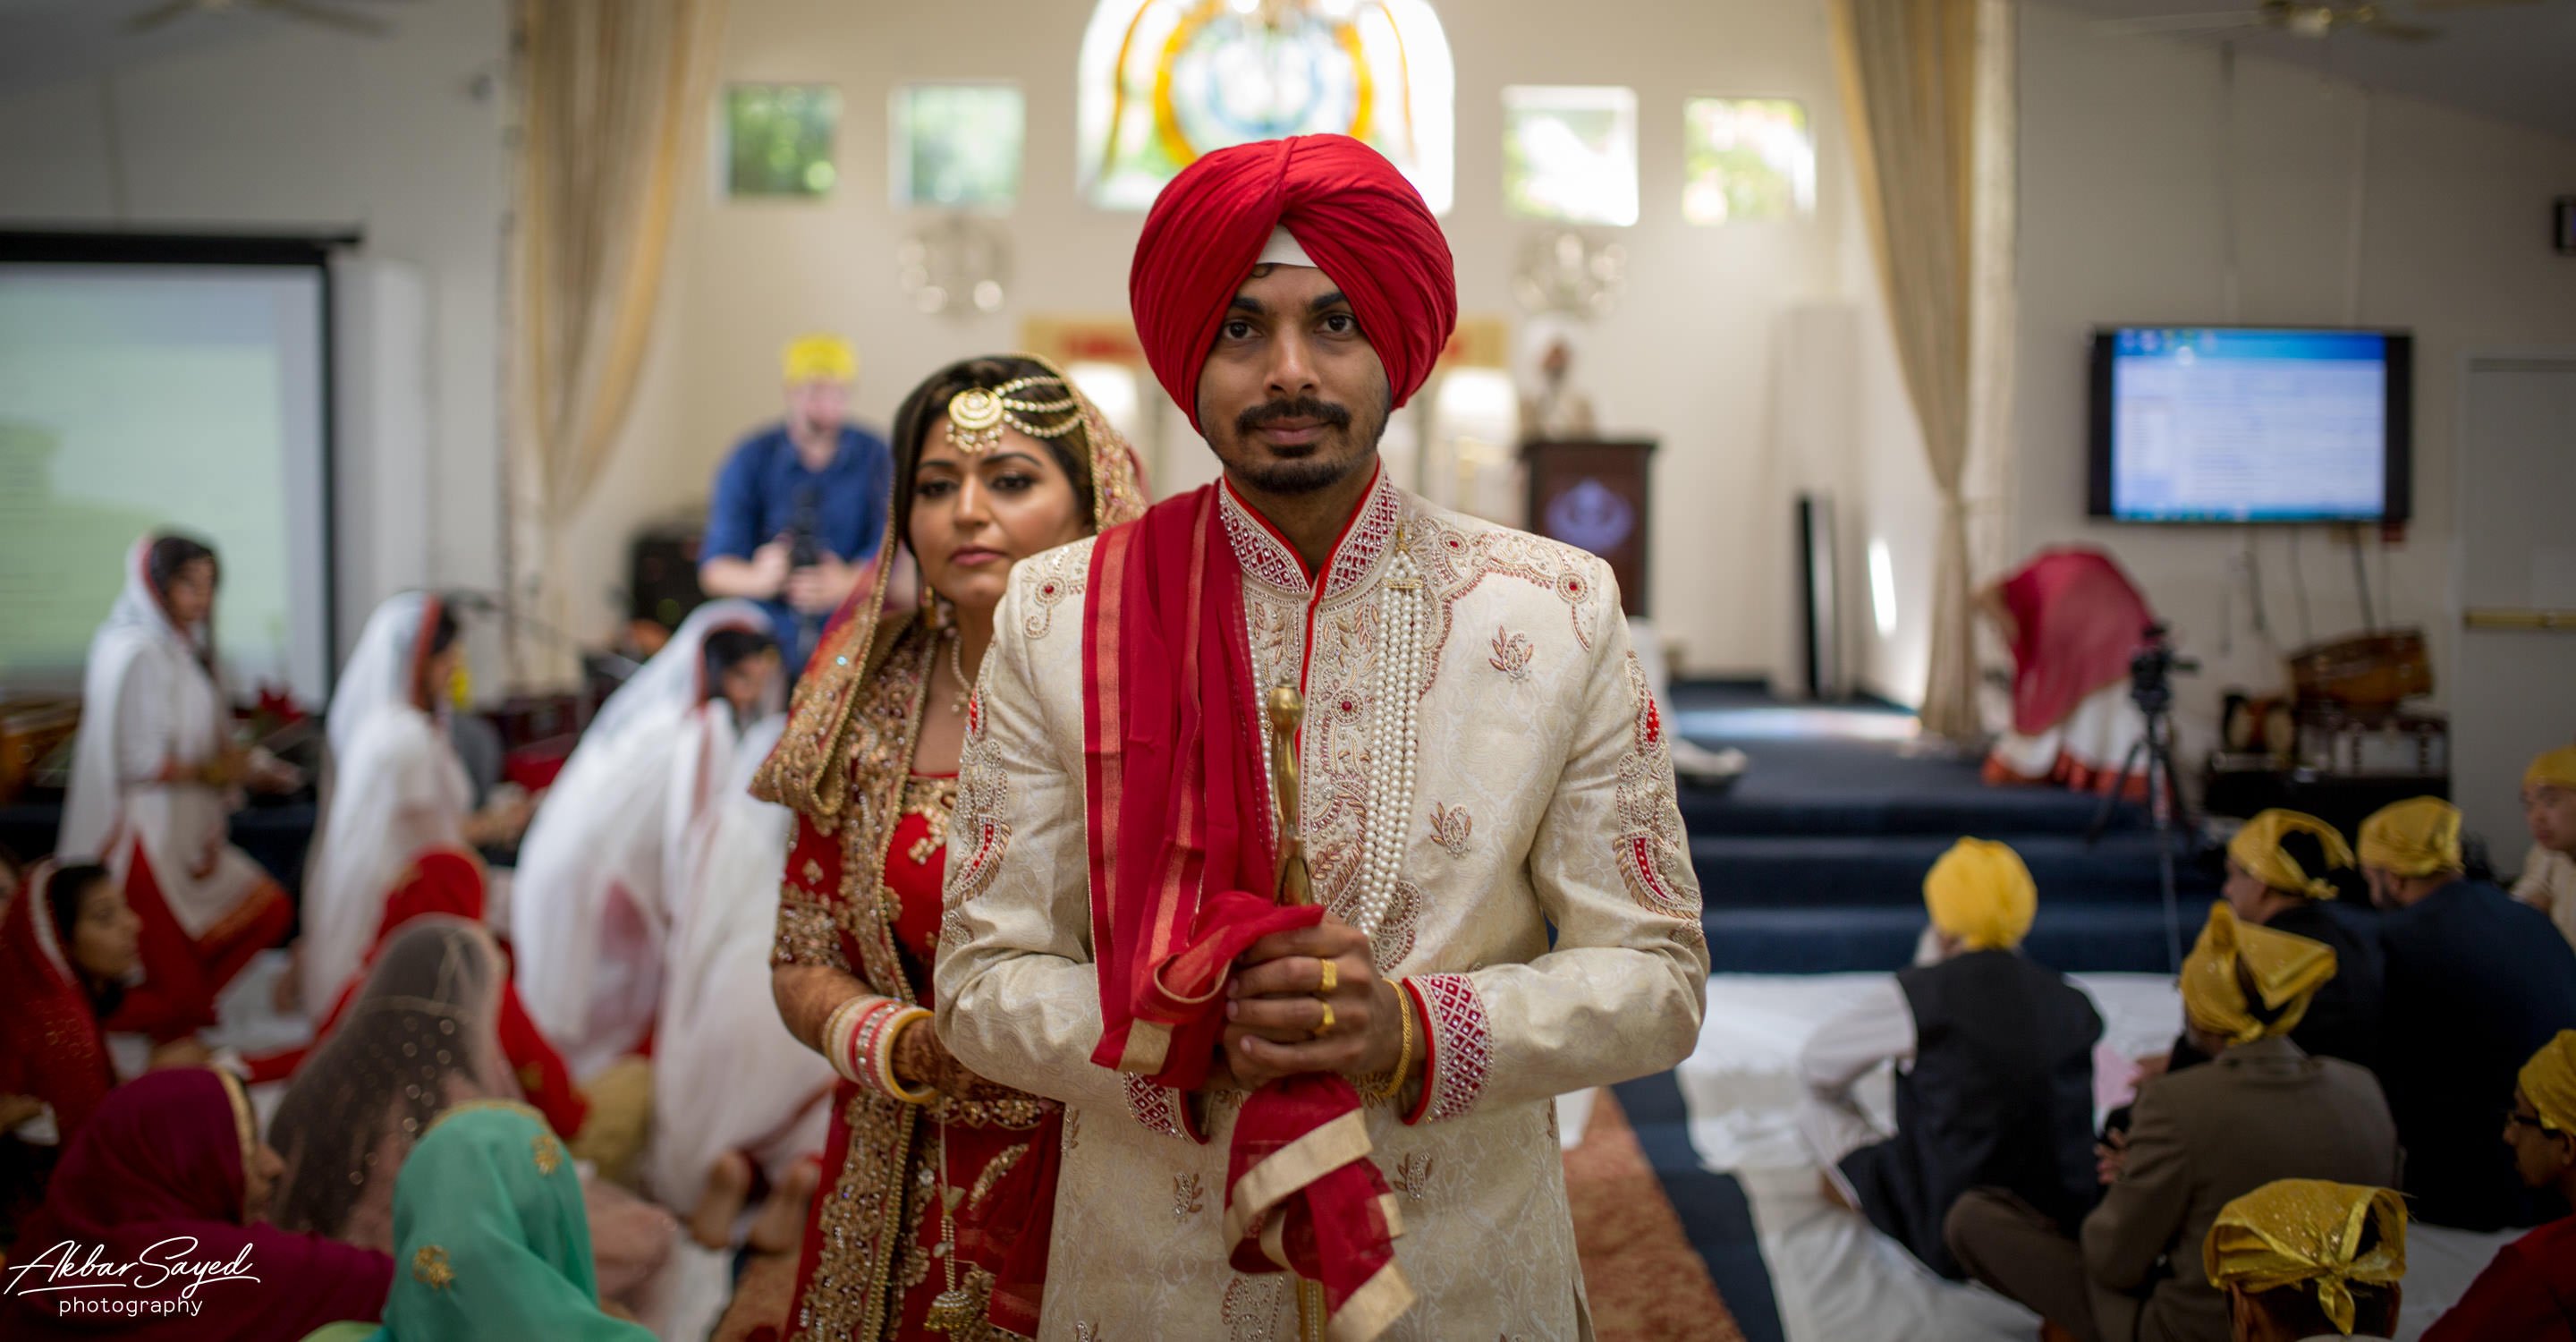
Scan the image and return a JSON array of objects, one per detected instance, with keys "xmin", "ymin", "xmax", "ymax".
[{"xmin": 823, "ymin": 997, "xmax": 936, "ymax": 1105}]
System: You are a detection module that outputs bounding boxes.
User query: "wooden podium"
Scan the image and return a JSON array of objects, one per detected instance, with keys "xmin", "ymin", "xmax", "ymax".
[{"xmin": 1520, "ymin": 437, "xmax": 1656, "ymax": 617}]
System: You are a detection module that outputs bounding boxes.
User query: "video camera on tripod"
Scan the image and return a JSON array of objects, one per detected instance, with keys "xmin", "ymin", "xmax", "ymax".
[
  {"xmin": 2091, "ymin": 619, "xmax": 2200, "ymax": 971},
  {"xmin": 2125, "ymin": 621, "xmax": 2199, "ymax": 719}
]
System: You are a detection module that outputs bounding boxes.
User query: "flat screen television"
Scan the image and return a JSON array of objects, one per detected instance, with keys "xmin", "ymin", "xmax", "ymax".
[{"xmin": 2088, "ymin": 326, "xmax": 2411, "ymax": 523}]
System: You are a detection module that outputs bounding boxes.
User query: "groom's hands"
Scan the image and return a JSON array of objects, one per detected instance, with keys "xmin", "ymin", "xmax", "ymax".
[{"xmin": 1216, "ymin": 912, "xmax": 1406, "ymax": 1090}]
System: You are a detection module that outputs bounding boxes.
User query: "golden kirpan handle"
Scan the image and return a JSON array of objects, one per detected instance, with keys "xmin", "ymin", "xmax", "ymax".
[{"xmin": 1266, "ymin": 685, "xmax": 1314, "ymax": 909}]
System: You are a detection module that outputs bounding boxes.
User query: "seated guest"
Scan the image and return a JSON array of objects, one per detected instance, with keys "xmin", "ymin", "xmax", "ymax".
[
  {"xmin": 1948, "ymin": 903, "xmax": 2400, "ymax": 1342},
  {"xmin": 330, "ymin": 1100, "xmax": 655, "ymax": 1341},
  {"xmin": 253, "ymin": 851, "xmax": 589, "ymax": 1142},
  {"xmin": 301, "ymin": 593, "xmax": 533, "ymax": 1015},
  {"xmin": 2422, "ymin": 1029, "xmax": 2576, "ymax": 1339},
  {"xmin": 0, "ymin": 862, "xmax": 211, "ymax": 1151},
  {"xmin": 648, "ymin": 716, "xmax": 828, "ymax": 1253},
  {"xmin": 2209, "ymin": 810, "xmax": 2383, "ymax": 1069},
  {"xmin": 1798, "ymin": 837, "xmax": 2102, "ymax": 1278},
  {"xmin": 2515, "ymin": 746, "xmax": 2576, "ymax": 950},
  {"xmin": 266, "ymin": 917, "xmax": 674, "ymax": 1308},
  {"xmin": 2363, "ymin": 794, "xmax": 2576, "ymax": 1230},
  {"xmin": 2205, "ymin": 1180, "xmax": 2407, "ymax": 1342},
  {"xmin": 57, "ymin": 534, "xmax": 301, "ymax": 1040},
  {"xmin": 0, "ymin": 1068, "xmax": 394, "ymax": 1341},
  {"xmin": 510, "ymin": 599, "xmax": 779, "ymax": 1082}
]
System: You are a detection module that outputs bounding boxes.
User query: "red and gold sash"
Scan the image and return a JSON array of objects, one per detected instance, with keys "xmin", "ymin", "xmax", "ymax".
[{"xmin": 1078, "ymin": 484, "xmax": 1410, "ymax": 1336}]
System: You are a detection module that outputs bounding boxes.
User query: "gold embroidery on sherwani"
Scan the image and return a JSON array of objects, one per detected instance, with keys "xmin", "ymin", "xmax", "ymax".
[
  {"xmin": 1223, "ymin": 1275, "xmax": 1290, "ymax": 1339},
  {"xmin": 1429, "ymin": 803, "xmax": 1473, "ymax": 858},
  {"xmin": 1017, "ymin": 545, "xmax": 1088, "ymax": 640},
  {"xmin": 1614, "ymin": 651, "xmax": 1703, "ymax": 942},
  {"xmin": 1489, "ymin": 626, "xmax": 1534, "ymax": 681}
]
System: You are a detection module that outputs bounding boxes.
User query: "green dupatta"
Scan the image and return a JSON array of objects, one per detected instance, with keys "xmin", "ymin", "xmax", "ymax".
[{"xmin": 363, "ymin": 1100, "xmax": 653, "ymax": 1342}]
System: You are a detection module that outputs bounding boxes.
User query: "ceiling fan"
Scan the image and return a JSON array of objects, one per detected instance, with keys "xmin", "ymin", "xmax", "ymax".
[
  {"xmin": 2094, "ymin": 0, "xmax": 2538, "ymax": 44},
  {"xmin": 126, "ymin": 0, "xmax": 412, "ymax": 39}
]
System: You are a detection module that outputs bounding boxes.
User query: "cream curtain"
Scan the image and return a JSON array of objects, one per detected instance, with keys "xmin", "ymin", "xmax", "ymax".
[
  {"xmin": 507, "ymin": 0, "xmax": 729, "ymax": 684},
  {"xmin": 1830, "ymin": 0, "xmax": 2012, "ymax": 743}
]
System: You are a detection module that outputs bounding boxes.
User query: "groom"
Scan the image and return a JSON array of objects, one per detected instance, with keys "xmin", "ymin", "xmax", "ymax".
[{"xmin": 936, "ymin": 134, "xmax": 1707, "ymax": 1338}]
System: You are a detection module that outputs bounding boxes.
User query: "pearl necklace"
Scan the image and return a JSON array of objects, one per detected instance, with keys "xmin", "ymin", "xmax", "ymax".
[
  {"xmin": 1350, "ymin": 536, "xmax": 1428, "ymax": 940},
  {"xmin": 946, "ymin": 630, "xmax": 977, "ymax": 716}
]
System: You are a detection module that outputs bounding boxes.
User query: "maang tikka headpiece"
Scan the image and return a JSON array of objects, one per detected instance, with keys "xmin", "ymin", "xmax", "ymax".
[{"xmin": 945, "ymin": 376, "xmax": 1082, "ymax": 454}]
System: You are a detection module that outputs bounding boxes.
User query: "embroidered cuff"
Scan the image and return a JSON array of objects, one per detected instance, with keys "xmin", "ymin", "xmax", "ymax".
[
  {"xmin": 1402, "ymin": 973, "xmax": 1489, "ymax": 1125},
  {"xmin": 1123, "ymin": 1073, "xmax": 1205, "ymax": 1143}
]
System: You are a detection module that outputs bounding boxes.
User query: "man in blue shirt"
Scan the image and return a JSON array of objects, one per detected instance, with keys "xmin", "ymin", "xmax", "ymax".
[{"xmin": 699, "ymin": 334, "xmax": 892, "ymax": 676}]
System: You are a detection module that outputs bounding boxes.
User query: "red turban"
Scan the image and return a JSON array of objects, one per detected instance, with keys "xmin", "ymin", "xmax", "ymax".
[{"xmin": 1130, "ymin": 134, "xmax": 1457, "ymax": 434}]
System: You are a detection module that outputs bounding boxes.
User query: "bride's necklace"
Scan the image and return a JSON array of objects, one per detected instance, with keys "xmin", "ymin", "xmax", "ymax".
[{"xmin": 945, "ymin": 629, "xmax": 979, "ymax": 716}]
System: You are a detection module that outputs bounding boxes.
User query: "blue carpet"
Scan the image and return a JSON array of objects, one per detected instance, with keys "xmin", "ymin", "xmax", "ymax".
[{"xmin": 1613, "ymin": 1070, "xmax": 1785, "ymax": 1342}]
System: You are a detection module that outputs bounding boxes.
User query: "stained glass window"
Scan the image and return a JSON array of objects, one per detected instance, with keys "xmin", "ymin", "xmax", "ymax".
[
  {"xmin": 1683, "ymin": 98, "xmax": 1814, "ymax": 225},
  {"xmin": 724, "ymin": 84, "xmax": 840, "ymax": 199},
  {"xmin": 1077, "ymin": 0, "xmax": 1454, "ymax": 213},
  {"xmin": 894, "ymin": 84, "xmax": 1025, "ymax": 211},
  {"xmin": 1501, "ymin": 86, "xmax": 1638, "ymax": 227}
]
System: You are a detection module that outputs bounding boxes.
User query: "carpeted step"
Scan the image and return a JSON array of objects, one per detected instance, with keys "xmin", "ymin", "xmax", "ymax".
[
  {"xmin": 1689, "ymin": 832, "xmax": 2216, "ymax": 910},
  {"xmin": 1699, "ymin": 903, "xmax": 2189, "ymax": 976},
  {"xmin": 1677, "ymin": 777, "xmax": 2142, "ymax": 839}
]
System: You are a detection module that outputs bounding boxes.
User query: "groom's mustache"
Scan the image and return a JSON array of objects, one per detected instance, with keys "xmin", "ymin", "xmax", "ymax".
[{"xmin": 1235, "ymin": 396, "xmax": 1353, "ymax": 436}]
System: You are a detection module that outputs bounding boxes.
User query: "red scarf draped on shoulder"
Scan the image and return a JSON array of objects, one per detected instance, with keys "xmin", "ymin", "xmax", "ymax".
[{"xmin": 1083, "ymin": 486, "xmax": 1410, "ymax": 1336}]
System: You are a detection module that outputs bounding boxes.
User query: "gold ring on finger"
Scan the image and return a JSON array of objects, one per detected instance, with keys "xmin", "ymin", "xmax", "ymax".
[
  {"xmin": 1318, "ymin": 959, "xmax": 1337, "ymax": 996},
  {"xmin": 1316, "ymin": 1001, "xmax": 1336, "ymax": 1037}
]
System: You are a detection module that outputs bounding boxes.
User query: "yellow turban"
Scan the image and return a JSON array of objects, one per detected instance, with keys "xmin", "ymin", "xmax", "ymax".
[
  {"xmin": 2179, "ymin": 902, "xmax": 2338, "ymax": 1046},
  {"xmin": 2520, "ymin": 1030, "xmax": 2576, "ymax": 1135},
  {"xmin": 2529, "ymin": 746, "xmax": 2576, "ymax": 793},
  {"xmin": 2357, "ymin": 796, "xmax": 2462, "ymax": 878},
  {"xmin": 2204, "ymin": 1180, "xmax": 2407, "ymax": 1337},
  {"xmin": 1924, "ymin": 838, "xmax": 2038, "ymax": 952},
  {"xmin": 782, "ymin": 334, "xmax": 857, "ymax": 384},
  {"xmin": 2227, "ymin": 810, "xmax": 2355, "ymax": 902}
]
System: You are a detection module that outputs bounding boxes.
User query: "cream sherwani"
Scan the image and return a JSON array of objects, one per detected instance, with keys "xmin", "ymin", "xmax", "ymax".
[{"xmin": 936, "ymin": 473, "xmax": 1709, "ymax": 1340}]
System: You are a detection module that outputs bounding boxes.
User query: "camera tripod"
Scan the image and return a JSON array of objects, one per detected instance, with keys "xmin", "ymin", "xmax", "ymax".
[{"xmin": 2088, "ymin": 627, "xmax": 2195, "ymax": 973}]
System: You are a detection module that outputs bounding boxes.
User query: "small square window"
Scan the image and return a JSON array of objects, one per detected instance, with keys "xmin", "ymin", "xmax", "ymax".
[
  {"xmin": 1684, "ymin": 98, "xmax": 1815, "ymax": 225},
  {"xmin": 1501, "ymin": 86, "xmax": 1639, "ymax": 228},
  {"xmin": 724, "ymin": 83, "xmax": 841, "ymax": 199},
  {"xmin": 894, "ymin": 84, "xmax": 1025, "ymax": 211}
]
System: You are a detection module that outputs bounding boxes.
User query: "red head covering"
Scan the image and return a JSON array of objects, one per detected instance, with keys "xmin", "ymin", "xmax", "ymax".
[
  {"xmin": 1130, "ymin": 134, "xmax": 1457, "ymax": 434},
  {"xmin": 0, "ymin": 862, "xmax": 117, "ymax": 1142},
  {"xmin": 3, "ymin": 1068, "xmax": 394, "ymax": 1340}
]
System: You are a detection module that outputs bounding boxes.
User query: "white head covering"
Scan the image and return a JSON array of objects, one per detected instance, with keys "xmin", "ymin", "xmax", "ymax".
[
  {"xmin": 302, "ymin": 591, "xmax": 471, "ymax": 1012},
  {"xmin": 649, "ymin": 712, "xmax": 830, "ymax": 1218},
  {"xmin": 583, "ymin": 599, "xmax": 777, "ymax": 744},
  {"xmin": 58, "ymin": 537, "xmax": 223, "ymax": 862},
  {"xmin": 1258, "ymin": 225, "xmax": 1316, "ymax": 268},
  {"xmin": 508, "ymin": 599, "xmax": 776, "ymax": 1079},
  {"xmin": 326, "ymin": 591, "xmax": 444, "ymax": 765}
]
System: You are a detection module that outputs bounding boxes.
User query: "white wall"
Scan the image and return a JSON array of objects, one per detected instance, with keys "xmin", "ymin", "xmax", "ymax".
[
  {"xmin": 586, "ymin": 0, "xmax": 1881, "ymax": 677},
  {"xmin": 0, "ymin": 1, "xmax": 511, "ymax": 665},
  {"xmin": 2014, "ymin": 2, "xmax": 2576, "ymax": 755}
]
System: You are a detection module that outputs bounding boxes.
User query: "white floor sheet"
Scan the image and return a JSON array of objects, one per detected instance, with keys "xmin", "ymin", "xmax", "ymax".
[{"xmin": 1685, "ymin": 973, "xmax": 2512, "ymax": 1342}]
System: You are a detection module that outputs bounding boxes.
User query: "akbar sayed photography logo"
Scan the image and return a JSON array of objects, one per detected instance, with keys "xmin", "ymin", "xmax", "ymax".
[{"xmin": 3, "ymin": 1236, "xmax": 262, "ymax": 1321}]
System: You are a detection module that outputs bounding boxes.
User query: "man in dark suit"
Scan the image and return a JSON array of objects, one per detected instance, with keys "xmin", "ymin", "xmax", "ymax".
[
  {"xmin": 1947, "ymin": 904, "xmax": 2402, "ymax": 1342},
  {"xmin": 1798, "ymin": 839, "xmax": 2101, "ymax": 1280},
  {"xmin": 2364, "ymin": 795, "xmax": 2576, "ymax": 1231}
]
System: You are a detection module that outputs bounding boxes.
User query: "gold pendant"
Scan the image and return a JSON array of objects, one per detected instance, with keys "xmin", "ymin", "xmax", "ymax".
[{"xmin": 924, "ymin": 1286, "xmax": 979, "ymax": 1333}]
